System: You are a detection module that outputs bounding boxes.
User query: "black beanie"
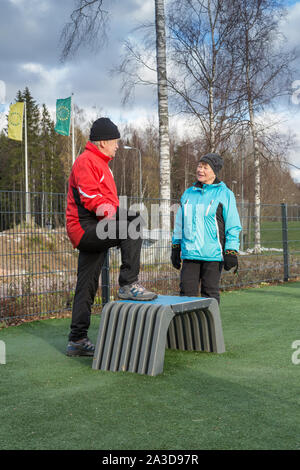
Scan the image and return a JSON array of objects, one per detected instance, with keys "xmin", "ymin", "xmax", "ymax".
[
  {"xmin": 89, "ymin": 117, "xmax": 120, "ymax": 141},
  {"xmin": 199, "ymin": 153, "xmax": 223, "ymax": 175}
]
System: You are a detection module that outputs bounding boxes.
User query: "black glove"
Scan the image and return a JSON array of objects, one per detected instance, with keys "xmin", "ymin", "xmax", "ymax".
[
  {"xmin": 224, "ymin": 250, "xmax": 238, "ymax": 273},
  {"xmin": 171, "ymin": 244, "xmax": 181, "ymax": 270}
]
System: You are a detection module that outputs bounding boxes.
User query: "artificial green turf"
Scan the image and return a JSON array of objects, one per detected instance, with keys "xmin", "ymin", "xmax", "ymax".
[
  {"xmin": 1, "ymin": 282, "xmax": 300, "ymax": 450},
  {"xmin": 248, "ymin": 220, "xmax": 300, "ymax": 251}
]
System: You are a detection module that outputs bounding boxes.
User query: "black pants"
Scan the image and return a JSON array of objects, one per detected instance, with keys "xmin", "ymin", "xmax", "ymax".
[
  {"xmin": 180, "ymin": 260, "xmax": 223, "ymax": 304},
  {"xmin": 69, "ymin": 214, "xmax": 143, "ymax": 341}
]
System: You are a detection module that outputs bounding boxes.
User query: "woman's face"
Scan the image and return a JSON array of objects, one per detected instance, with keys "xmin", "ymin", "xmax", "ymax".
[{"xmin": 196, "ymin": 162, "xmax": 216, "ymax": 185}]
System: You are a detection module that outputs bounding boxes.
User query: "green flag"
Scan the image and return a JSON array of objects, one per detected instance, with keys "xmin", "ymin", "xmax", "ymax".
[{"xmin": 55, "ymin": 96, "xmax": 71, "ymax": 136}]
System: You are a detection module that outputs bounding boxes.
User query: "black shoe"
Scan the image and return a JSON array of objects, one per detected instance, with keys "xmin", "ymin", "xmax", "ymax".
[{"xmin": 66, "ymin": 337, "xmax": 95, "ymax": 357}]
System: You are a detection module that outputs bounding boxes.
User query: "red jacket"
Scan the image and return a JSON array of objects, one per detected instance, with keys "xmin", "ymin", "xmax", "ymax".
[{"xmin": 66, "ymin": 141, "xmax": 119, "ymax": 248}]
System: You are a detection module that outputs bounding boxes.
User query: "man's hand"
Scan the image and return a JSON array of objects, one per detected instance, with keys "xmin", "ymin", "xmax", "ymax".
[
  {"xmin": 224, "ymin": 250, "xmax": 238, "ymax": 273},
  {"xmin": 171, "ymin": 244, "xmax": 181, "ymax": 270}
]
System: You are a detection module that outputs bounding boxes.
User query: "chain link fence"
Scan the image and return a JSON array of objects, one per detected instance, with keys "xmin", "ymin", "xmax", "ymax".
[{"xmin": 0, "ymin": 190, "xmax": 299, "ymax": 322}]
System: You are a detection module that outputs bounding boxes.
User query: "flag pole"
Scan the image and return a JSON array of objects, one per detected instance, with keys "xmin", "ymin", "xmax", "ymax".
[
  {"xmin": 24, "ymin": 100, "xmax": 30, "ymax": 225},
  {"xmin": 71, "ymin": 92, "xmax": 75, "ymax": 164}
]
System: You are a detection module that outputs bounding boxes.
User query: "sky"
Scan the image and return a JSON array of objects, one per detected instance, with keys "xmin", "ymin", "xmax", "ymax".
[{"xmin": 0, "ymin": 0, "xmax": 300, "ymax": 182}]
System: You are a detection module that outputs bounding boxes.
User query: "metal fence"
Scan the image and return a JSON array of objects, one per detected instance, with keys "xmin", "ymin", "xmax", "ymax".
[{"xmin": 0, "ymin": 190, "xmax": 299, "ymax": 322}]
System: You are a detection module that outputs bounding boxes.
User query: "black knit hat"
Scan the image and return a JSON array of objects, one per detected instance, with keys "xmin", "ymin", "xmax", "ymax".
[
  {"xmin": 199, "ymin": 153, "xmax": 223, "ymax": 175},
  {"xmin": 89, "ymin": 117, "xmax": 120, "ymax": 141}
]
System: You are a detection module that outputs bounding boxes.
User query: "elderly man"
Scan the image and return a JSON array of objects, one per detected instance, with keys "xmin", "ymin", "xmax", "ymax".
[
  {"xmin": 171, "ymin": 153, "xmax": 242, "ymax": 303},
  {"xmin": 66, "ymin": 117, "xmax": 157, "ymax": 357}
]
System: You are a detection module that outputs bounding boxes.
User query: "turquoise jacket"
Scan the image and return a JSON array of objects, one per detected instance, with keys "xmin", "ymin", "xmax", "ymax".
[{"xmin": 172, "ymin": 181, "xmax": 242, "ymax": 261}]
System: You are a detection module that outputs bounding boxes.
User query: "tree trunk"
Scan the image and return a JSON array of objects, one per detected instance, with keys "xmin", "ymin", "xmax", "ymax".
[
  {"xmin": 208, "ymin": 0, "xmax": 216, "ymax": 152},
  {"xmin": 248, "ymin": 103, "xmax": 261, "ymax": 253},
  {"xmin": 155, "ymin": 0, "xmax": 171, "ymax": 240},
  {"xmin": 208, "ymin": 82, "xmax": 215, "ymax": 152},
  {"xmin": 245, "ymin": 31, "xmax": 261, "ymax": 253}
]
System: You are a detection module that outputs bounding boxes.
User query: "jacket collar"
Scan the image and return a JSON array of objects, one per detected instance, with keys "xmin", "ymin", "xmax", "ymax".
[
  {"xmin": 85, "ymin": 141, "xmax": 112, "ymax": 163},
  {"xmin": 194, "ymin": 177, "xmax": 221, "ymax": 188}
]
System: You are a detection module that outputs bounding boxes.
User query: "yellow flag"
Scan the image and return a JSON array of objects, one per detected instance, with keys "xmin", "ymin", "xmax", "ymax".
[{"xmin": 8, "ymin": 102, "xmax": 24, "ymax": 141}]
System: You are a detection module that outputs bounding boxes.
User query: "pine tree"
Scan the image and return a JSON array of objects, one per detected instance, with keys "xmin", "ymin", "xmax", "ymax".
[{"xmin": 20, "ymin": 87, "xmax": 41, "ymax": 193}]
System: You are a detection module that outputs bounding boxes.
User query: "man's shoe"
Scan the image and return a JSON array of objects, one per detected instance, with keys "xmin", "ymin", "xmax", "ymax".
[
  {"xmin": 118, "ymin": 283, "xmax": 157, "ymax": 301},
  {"xmin": 66, "ymin": 337, "xmax": 95, "ymax": 357}
]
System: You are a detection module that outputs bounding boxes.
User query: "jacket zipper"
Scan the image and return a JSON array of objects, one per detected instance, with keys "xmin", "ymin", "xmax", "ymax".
[
  {"xmin": 184, "ymin": 199, "xmax": 189, "ymax": 217},
  {"xmin": 205, "ymin": 199, "xmax": 214, "ymax": 216}
]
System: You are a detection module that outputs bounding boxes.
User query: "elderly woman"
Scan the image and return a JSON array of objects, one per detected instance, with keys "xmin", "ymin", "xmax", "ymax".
[{"xmin": 171, "ymin": 153, "xmax": 242, "ymax": 304}]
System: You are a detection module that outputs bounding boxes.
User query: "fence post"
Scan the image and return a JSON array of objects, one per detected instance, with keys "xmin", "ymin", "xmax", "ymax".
[
  {"xmin": 101, "ymin": 250, "xmax": 110, "ymax": 305},
  {"xmin": 281, "ymin": 203, "xmax": 289, "ymax": 282}
]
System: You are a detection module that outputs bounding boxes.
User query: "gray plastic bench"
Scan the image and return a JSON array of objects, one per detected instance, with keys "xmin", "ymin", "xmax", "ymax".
[{"xmin": 92, "ymin": 295, "xmax": 225, "ymax": 376}]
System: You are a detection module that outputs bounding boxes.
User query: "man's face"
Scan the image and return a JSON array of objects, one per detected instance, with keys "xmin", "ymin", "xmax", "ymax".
[
  {"xmin": 196, "ymin": 162, "xmax": 216, "ymax": 185},
  {"xmin": 99, "ymin": 139, "xmax": 119, "ymax": 158}
]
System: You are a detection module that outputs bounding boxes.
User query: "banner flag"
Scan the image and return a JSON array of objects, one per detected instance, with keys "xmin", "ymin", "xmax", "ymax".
[
  {"xmin": 55, "ymin": 96, "xmax": 72, "ymax": 136},
  {"xmin": 7, "ymin": 102, "xmax": 24, "ymax": 141}
]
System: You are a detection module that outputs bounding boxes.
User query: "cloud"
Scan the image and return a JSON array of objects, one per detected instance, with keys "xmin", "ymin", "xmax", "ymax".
[
  {"xmin": 256, "ymin": 108, "xmax": 300, "ymax": 182},
  {"xmin": 280, "ymin": 2, "xmax": 300, "ymax": 49},
  {"xmin": 20, "ymin": 62, "xmax": 70, "ymax": 103},
  {"xmin": 1, "ymin": 0, "xmax": 300, "ymax": 183},
  {"xmin": 0, "ymin": 0, "xmax": 157, "ymax": 121}
]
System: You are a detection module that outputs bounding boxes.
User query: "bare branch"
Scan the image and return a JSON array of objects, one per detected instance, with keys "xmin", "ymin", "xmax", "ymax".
[{"xmin": 60, "ymin": 0, "xmax": 110, "ymax": 61}]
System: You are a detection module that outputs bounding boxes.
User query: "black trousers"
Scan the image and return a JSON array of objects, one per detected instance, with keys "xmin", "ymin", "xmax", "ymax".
[
  {"xmin": 69, "ymin": 214, "xmax": 143, "ymax": 342},
  {"xmin": 180, "ymin": 260, "xmax": 223, "ymax": 304}
]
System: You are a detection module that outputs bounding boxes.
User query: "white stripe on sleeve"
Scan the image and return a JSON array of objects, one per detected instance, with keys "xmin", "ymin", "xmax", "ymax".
[{"xmin": 78, "ymin": 186, "xmax": 102, "ymax": 199}]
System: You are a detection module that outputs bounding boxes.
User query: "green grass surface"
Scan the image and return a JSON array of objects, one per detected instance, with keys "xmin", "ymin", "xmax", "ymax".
[
  {"xmin": 1, "ymin": 282, "xmax": 300, "ymax": 450},
  {"xmin": 247, "ymin": 220, "xmax": 300, "ymax": 251}
]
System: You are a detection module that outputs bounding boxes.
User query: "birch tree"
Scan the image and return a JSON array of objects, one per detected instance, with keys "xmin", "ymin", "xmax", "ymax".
[
  {"xmin": 166, "ymin": 0, "xmax": 243, "ymax": 153},
  {"xmin": 227, "ymin": 0, "xmax": 296, "ymax": 252},
  {"xmin": 155, "ymin": 0, "xmax": 171, "ymax": 236}
]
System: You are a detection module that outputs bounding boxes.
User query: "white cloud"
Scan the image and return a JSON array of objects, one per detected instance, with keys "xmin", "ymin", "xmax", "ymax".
[
  {"xmin": 108, "ymin": 0, "xmax": 154, "ymax": 24},
  {"xmin": 280, "ymin": 2, "xmax": 300, "ymax": 48},
  {"xmin": 9, "ymin": 0, "xmax": 49, "ymax": 12},
  {"xmin": 20, "ymin": 62, "xmax": 71, "ymax": 102},
  {"xmin": 2, "ymin": 0, "xmax": 300, "ymax": 184},
  {"xmin": 255, "ymin": 108, "xmax": 300, "ymax": 183},
  {"xmin": 8, "ymin": 0, "xmax": 24, "ymax": 5},
  {"xmin": 132, "ymin": 0, "xmax": 155, "ymax": 22}
]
